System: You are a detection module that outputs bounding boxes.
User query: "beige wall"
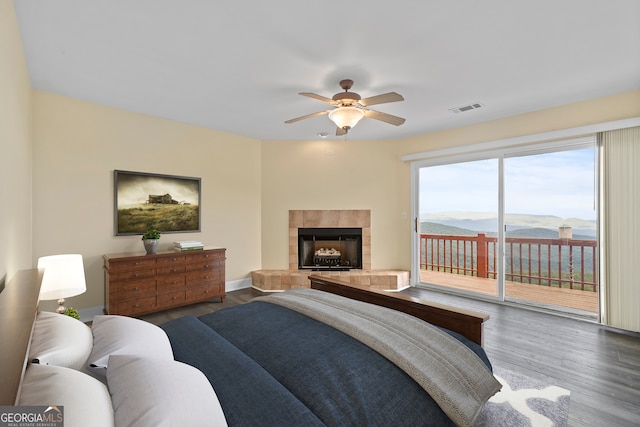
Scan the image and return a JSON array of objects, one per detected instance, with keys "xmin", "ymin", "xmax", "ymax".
[
  {"xmin": 0, "ymin": 0, "xmax": 33, "ymax": 285},
  {"xmin": 260, "ymin": 139, "xmax": 409, "ymax": 270},
  {"xmin": 400, "ymin": 89, "xmax": 640, "ymax": 155},
  {"xmin": 32, "ymin": 92, "xmax": 262, "ymax": 311},
  {"xmin": 261, "ymin": 90, "xmax": 640, "ymax": 273}
]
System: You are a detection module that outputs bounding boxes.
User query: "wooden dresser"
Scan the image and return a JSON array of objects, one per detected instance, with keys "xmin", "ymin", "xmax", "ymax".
[{"xmin": 103, "ymin": 247, "xmax": 226, "ymax": 316}]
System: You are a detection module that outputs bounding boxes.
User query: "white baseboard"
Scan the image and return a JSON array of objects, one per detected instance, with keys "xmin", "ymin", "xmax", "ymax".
[
  {"xmin": 226, "ymin": 278, "xmax": 252, "ymax": 292},
  {"xmin": 251, "ymin": 285, "xmax": 284, "ymax": 293}
]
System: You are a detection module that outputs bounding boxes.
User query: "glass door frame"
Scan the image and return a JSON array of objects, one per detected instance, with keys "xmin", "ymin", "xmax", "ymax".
[
  {"xmin": 411, "ymin": 153, "xmax": 505, "ymax": 301},
  {"xmin": 410, "ymin": 136, "xmax": 597, "ymax": 313}
]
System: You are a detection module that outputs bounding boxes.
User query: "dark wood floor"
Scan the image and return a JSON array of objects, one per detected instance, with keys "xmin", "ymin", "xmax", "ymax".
[{"xmin": 140, "ymin": 286, "xmax": 640, "ymax": 427}]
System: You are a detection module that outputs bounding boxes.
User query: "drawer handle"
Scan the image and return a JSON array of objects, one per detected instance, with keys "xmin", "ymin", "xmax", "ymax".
[
  {"xmin": 205, "ymin": 254, "xmax": 209, "ymax": 258},
  {"xmin": 205, "ymin": 264, "xmax": 209, "ymax": 268},
  {"xmin": 205, "ymin": 289, "xmax": 209, "ymax": 294},
  {"xmin": 171, "ymin": 296, "xmax": 176, "ymax": 301},
  {"xmin": 172, "ymin": 257, "xmax": 177, "ymax": 261},
  {"xmin": 172, "ymin": 268, "xmax": 177, "ymax": 273},
  {"xmin": 171, "ymin": 281, "xmax": 176, "ymax": 284},
  {"xmin": 134, "ymin": 304, "xmax": 139, "ymax": 308},
  {"xmin": 204, "ymin": 275, "xmax": 209, "ymax": 279},
  {"xmin": 135, "ymin": 262, "xmax": 139, "ymax": 266},
  {"xmin": 134, "ymin": 287, "xmax": 139, "ymax": 291},
  {"xmin": 134, "ymin": 273, "xmax": 139, "ymax": 278}
]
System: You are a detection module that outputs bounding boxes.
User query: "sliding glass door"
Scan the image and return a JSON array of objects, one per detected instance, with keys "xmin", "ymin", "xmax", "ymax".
[
  {"xmin": 417, "ymin": 158, "xmax": 499, "ymax": 297},
  {"xmin": 503, "ymin": 148, "xmax": 598, "ymax": 314},
  {"xmin": 414, "ymin": 141, "xmax": 598, "ymax": 316}
]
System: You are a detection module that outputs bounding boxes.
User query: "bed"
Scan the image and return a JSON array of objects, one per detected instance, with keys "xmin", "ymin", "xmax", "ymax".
[{"xmin": 0, "ymin": 269, "xmax": 500, "ymax": 427}]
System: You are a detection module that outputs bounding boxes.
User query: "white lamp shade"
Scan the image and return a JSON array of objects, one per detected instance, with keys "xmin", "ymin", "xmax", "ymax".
[
  {"xmin": 328, "ymin": 107, "xmax": 365, "ymax": 129},
  {"xmin": 37, "ymin": 254, "xmax": 87, "ymax": 301}
]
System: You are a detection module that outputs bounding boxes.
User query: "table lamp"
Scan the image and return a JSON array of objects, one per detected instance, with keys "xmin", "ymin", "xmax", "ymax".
[{"xmin": 37, "ymin": 254, "xmax": 87, "ymax": 314}]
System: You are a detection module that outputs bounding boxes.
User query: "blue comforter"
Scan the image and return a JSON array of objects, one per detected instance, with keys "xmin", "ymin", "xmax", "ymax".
[{"xmin": 161, "ymin": 300, "xmax": 492, "ymax": 426}]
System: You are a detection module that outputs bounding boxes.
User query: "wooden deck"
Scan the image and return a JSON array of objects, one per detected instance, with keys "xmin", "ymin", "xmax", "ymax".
[{"xmin": 420, "ymin": 269, "xmax": 598, "ymax": 313}]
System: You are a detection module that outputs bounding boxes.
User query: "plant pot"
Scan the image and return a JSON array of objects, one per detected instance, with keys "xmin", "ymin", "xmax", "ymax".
[{"xmin": 143, "ymin": 239, "xmax": 159, "ymax": 254}]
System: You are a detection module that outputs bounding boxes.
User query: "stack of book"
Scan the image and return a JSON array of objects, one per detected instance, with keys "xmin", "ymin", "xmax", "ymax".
[{"xmin": 174, "ymin": 240, "xmax": 204, "ymax": 251}]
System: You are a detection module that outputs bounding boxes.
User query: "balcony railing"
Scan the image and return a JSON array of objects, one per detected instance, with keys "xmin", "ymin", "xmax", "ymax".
[{"xmin": 420, "ymin": 233, "xmax": 598, "ymax": 292}]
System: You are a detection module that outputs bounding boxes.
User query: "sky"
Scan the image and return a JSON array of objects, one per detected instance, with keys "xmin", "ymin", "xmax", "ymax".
[
  {"xmin": 419, "ymin": 147, "xmax": 596, "ymax": 220},
  {"xmin": 116, "ymin": 173, "xmax": 200, "ymax": 207}
]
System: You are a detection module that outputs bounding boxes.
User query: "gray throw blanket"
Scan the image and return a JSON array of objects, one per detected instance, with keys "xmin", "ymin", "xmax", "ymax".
[{"xmin": 256, "ymin": 289, "xmax": 501, "ymax": 427}]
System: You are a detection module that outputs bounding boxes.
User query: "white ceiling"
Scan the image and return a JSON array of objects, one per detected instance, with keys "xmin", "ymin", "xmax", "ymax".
[{"xmin": 14, "ymin": 1, "xmax": 640, "ymax": 141}]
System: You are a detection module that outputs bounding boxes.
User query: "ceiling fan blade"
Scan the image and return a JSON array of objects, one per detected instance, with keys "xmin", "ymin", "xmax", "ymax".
[
  {"xmin": 363, "ymin": 109, "xmax": 406, "ymax": 126},
  {"xmin": 359, "ymin": 92, "xmax": 404, "ymax": 107},
  {"xmin": 285, "ymin": 110, "xmax": 331, "ymax": 124},
  {"xmin": 336, "ymin": 126, "xmax": 348, "ymax": 136},
  {"xmin": 299, "ymin": 92, "xmax": 334, "ymax": 104}
]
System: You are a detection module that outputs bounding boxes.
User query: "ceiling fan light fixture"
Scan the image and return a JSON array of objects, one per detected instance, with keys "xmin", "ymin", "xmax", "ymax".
[
  {"xmin": 285, "ymin": 80, "xmax": 405, "ymax": 132},
  {"xmin": 328, "ymin": 107, "xmax": 364, "ymax": 130}
]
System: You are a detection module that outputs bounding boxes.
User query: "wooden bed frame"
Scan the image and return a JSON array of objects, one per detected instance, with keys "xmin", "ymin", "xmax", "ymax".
[
  {"xmin": 0, "ymin": 268, "xmax": 43, "ymax": 405},
  {"xmin": 309, "ymin": 275, "xmax": 488, "ymax": 347},
  {"xmin": 0, "ymin": 268, "xmax": 489, "ymax": 407}
]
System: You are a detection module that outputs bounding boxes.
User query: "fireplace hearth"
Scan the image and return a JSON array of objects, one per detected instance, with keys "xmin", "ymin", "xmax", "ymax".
[{"xmin": 298, "ymin": 227, "xmax": 362, "ymax": 271}]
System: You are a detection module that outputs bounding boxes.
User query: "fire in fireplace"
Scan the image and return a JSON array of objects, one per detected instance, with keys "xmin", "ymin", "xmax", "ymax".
[{"xmin": 298, "ymin": 227, "xmax": 362, "ymax": 270}]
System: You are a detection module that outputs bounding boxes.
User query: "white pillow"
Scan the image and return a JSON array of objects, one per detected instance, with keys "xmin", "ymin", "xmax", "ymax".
[
  {"xmin": 29, "ymin": 311, "xmax": 93, "ymax": 370},
  {"xmin": 107, "ymin": 355, "xmax": 227, "ymax": 427},
  {"xmin": 87, "ymin": 315, "xmax": 173, "ymax": 377},
  {"xmin": 19, "ymin": 363, "xmax": 114, "ymax": 427}
]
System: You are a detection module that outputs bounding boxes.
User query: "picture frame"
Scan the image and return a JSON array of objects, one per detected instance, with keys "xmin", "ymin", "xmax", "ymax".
[{"xmin": 114, "ymin": 170, "xmax": 201, "ymax": 236}]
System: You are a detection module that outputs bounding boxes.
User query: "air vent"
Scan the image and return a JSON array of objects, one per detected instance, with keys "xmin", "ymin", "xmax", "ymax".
[{"xmin": 449, "ymin": 103, "xmax": 484, "ymax": 114}]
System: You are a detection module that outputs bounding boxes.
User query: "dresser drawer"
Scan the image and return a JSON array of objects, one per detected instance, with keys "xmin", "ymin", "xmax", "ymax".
[
  {"xmin": 114, "ymin": 295, "xmax": 157, "ymax": 316},
  {"xmin": 110, "ymin": 280, "xmax": 156, "ymax": 296},
  {"xmin": 156, "ymin": 254, "xmax": 186, "ymax": 266},
  {"xmin": 158, "ymin": 291, "xmax": 186, "ymax": 308},
  {"xmin": 108, "ymin": 258, "xmax": 156, "ymax": 272},
  {"xmin": 186, "ymin": 269, "xmax": 223, "ymax": 286},
  {"xmin": 186, "ymin": 251, "xmax": 224, "ymax": 263},
  {"xmin": 157, "ymin": 275, "xmax": 186, "ymax": 292},
  {"xmin": 111, "ymin": 268, "xmax": 156, "ymax": 282},
  {"xmin": 186, "ymin": 284, "xmax": 224, "ymax": 302},
  {"xmin": 158, "ymin": 265, "xmax": 186, "ymax": 275},
  {"xmin": 186, "ymin": 258, "xmax": 224, "ymax": 272}
]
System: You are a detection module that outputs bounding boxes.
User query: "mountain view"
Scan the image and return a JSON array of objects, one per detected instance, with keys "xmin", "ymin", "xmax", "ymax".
[{"xmin": 420, "ymin": 212, "xmax": 596, "ymax": 239}]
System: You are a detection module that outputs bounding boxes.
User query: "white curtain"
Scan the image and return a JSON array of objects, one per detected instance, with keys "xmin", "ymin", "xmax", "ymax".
[{"xmin": 601, "ymin": 126, "xmax": 640, "ymax": 332}]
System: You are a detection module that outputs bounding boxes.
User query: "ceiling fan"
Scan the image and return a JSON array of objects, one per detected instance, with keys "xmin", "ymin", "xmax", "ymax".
[{"xmin": 285, "ymin": 79, "xmax": 406, "ymax": 136}]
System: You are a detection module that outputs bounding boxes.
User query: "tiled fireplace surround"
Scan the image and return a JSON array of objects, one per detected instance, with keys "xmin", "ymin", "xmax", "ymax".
[{"xmin": 251, "ymin": 210, "xmax": 410, "ymax": 291}]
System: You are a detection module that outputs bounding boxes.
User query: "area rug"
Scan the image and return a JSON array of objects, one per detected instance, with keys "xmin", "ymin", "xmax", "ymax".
[{"xmin": 475, "ymin": 366, "xmax": 571, "ymax": 427}]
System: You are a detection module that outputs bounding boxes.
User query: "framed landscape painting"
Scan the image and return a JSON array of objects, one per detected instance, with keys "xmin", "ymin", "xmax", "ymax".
[{"xmin": 114, "ymin": 170, "xmax": 201, "ymax": 235}]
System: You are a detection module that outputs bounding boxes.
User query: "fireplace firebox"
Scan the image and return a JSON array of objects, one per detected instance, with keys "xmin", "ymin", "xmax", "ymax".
[{"xmin": 298, "ymin": 228, "xmax": 362, "ymax": 271}]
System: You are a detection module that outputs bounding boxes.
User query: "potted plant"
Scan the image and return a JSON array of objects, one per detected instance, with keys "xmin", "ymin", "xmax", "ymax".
[
  {"xmin": 63, "ymin": 307, "xmax": 80, "ymax": 320},
  {"xmin": 142, "ymin": 229, "xmax": 161, "ymax": 254}
]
